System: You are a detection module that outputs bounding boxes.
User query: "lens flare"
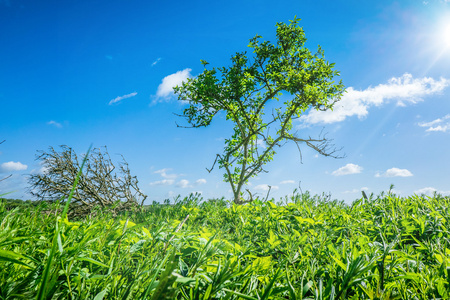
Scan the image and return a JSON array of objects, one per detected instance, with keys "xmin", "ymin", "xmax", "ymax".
[{"xmin": 443, "ymin": 23, "xmax": 450, "ymax": 48}]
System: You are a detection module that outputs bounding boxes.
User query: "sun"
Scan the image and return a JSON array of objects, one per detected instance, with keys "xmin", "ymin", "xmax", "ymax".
[
  {"xmin": 437, "ymin": 15, "xmax": 450, "ymax": 50},
  {"xmin": 443, "ymin": 23, "xmax": 450, "ymax": 48},
  {"xmin": 419, "ymin": 13, "xmax": 450, "ymax": 76}
]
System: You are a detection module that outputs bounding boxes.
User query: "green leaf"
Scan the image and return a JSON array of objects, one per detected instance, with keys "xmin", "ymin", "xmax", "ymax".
[
  {"xmin": 149, "ymin": 251, "xmax": 178, "ymax": 300},
  {"xmin": 222, "ymin": 288, "xmax": 258, "ymax": 300},
  {"xmin": 93, "ymin": 288, "xmax": 109, "ymax": 300},
  {"xmin": 330, "ymin": 255, "xmax": 347, "ymax": 271},
  {"xmin": 261, "ymin": 268, "xmax": 281, "ymax": 300},
  {"xmin": 76, "ymin": 257, "xmax": 109, "ymax": 268},
  {"xmin": 0, "ymin": 249, "xmax": 31, "ymax": 268}
]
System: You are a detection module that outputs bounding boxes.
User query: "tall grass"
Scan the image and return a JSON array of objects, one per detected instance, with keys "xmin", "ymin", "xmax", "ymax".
[{"xmin": 0, "ymin": 190, "xmax": 449, "ymax": 299}]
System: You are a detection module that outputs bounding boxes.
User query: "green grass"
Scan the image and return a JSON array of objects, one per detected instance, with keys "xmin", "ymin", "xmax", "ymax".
[{"xmin": 0, "ymin": 191, "xmax": 449, "ymax": 299}]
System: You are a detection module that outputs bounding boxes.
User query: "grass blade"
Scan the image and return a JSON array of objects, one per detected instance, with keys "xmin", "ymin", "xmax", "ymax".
[{"xmin": 36, "ymin": 145, "xmax": 91, "ymax": 300}]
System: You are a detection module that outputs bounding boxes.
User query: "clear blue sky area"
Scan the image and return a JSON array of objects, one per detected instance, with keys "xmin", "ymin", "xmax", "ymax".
[{"xmin": 1, "ymin": 0, "xmax": 449, "ymax": 203}]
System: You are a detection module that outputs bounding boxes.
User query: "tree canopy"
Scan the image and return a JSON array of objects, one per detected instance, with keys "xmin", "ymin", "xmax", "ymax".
[{"xmin": 174, "ymin": 18, "xmax": 345, "ymax": 204}]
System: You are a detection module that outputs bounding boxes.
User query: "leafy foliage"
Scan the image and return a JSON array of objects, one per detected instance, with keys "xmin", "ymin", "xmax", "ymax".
[
  {"xmin": 1, "ymin": 191, "xmax": 449, "ymax": 299},
  {"xmin": 174, "ymin": 18, "xmax": 345, "ymax": 203}
]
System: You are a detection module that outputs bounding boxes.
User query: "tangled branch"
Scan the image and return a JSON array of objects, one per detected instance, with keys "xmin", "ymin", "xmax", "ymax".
[{"xmin": 28, "ymin": 145, "xmax": 147, "ymax": 217}]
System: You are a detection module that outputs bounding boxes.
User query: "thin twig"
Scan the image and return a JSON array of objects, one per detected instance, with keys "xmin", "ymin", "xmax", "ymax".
[
  {"xmin": 264, "ymin": 185, "xmax": 272, "ymax": 202},
  {"xmin": 0, "ymin": 174, "xmax": 12, "ymax": 183},
  {"xmin": 164, "ymin": 214, "xmax": 190, "ymax": 253}
]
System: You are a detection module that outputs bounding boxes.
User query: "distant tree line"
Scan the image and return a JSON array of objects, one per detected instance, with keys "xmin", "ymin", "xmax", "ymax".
[{"xmin": 0, "ymin": 197, "xmax": 45, "ymax": 210}]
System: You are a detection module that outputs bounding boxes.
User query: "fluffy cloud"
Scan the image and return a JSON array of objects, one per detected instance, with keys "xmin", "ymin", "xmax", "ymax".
[
  {"xmin": 254, "ymin": 184, "xmax": 279, "ymax": 191},
  {"xmin": 332, "ymin": 163, "xmax": 363, "ymax": 176},
  {"xmin": 0, "ymin": 161, "xmax": 28, "ymax": 173},
  {"xmin": 47, "ymin": 120, "xmax": 62, "ymax": 128},
  {"xmin": 375, "ymin": 168, "xmax": 413, "ymax": 177},
  {"xmin": 109, "ymin": 92, "xmax": 138, "ymax": 105},
  {"xmin": 343, "ymin": 187, "xmax": 369, "ymax": 194},
  {"xmin": 166, "ymin": 191, "xmax": 177, "ymax": 198},
  {"xmin": 29, "ymin": 163, "xmax": 49, "ymax": 175},
  {"xmin": 414, "ymin": 187, "xmax": 450, "ymax": 196},
  {"xmin": 149, "ymin": 179, "xmax": 174, "ymax": 186},
  {"xmin": 280, "ymin": 180, "xmax": 295, "ymax": 184},
  {"xmin": 154, "ymin": 168, "xmax": 181, "ymax": 179},
  {"xmin": 177, "ymin": 179, "xmax": 191, "ymax": 188},
  {"xmin": 150, "ymin": 168, "xmax": 183, "ymax": 186},
  {"xmin": 419, "ymin": 114, "xmax": 450, "ymax": 132},
  {"xmin": 195, "ymin": 179, "xmax": 207, "ymax": 185},
  {"xmin": 302, "ymin": 73, "xmax": 449, "ymax": 124},
  {"xmin": 153, "ymin": 68, "xmax": 192, "ymax": 104},
  {"xmin": 256, "ymin": 139, "xmax": 266, "ymax": 149}
]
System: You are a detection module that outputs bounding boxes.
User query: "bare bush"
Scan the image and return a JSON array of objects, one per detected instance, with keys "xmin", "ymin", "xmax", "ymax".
[{"xmin": 28, "ymin": 145, "xmax": 147, "ymax": 216}]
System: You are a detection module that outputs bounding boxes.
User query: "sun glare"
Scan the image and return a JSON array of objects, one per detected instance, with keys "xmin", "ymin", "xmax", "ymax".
[
  {"xmin": 443, "ymin": 23, "xmax": 450, "ymax": 48},
  {"xmin": 437, "ymin": 15, "xmax": 450, "ymax": 49},
  {"xmin": 425, "ymin": 15, "xmax": 450, "ymax": 73}
]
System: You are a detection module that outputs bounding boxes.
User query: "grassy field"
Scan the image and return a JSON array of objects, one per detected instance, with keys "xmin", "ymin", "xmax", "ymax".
[{"xmin": 0, "ymin": 191, "xmax": 449, "ymax": 299}]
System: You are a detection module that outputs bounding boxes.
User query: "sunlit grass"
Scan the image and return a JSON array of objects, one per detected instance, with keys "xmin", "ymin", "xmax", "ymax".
[{"xmin": 0, "ymin": 190, "xmax": 449, "ymax": 299}]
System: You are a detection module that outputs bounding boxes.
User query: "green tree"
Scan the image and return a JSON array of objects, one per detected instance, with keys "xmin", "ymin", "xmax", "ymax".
[{"xmin": 174, "ymin": 18, "xmax": 345, "ymax": 204}]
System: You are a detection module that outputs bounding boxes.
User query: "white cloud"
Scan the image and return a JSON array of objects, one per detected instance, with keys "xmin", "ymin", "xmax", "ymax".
[
  {"xmin": 151, "ymin": 57, "xmax": 161, "ymax": 67},
  {"xmin": 166, "ymin": 191, "xmax": 176, "ymax": 198},
  {"xmin": 375, "ymin": 168, "xmax": 413, "ymax": 177},
  {"xmin": 109, "ymin": 92, "xmax": 138, "ymax": 105},
  {"xmin": 0, "ymin": 161, "xmax": 28, "ymax": 173},
  {"xmin": 419, "ymin": 114, "xmax": 450, "ymax": 132},
  {"xmin": 0, "ymin": 174, "xmax": 30, "ymax": 198},
  {"xmin": 153, "ymin": 68, "xmax": 192, "ymax": 104},
  {"xmin": 39, "ymin": 166, "xmax": 48, "ymax": 174},
  {"xmin": 343, "ymin": 189, "xmax": 360, "ymax": 194},
  {"xmin": 343, "ymin": 187, "xmax": 369, "ymax": 194},
  {"xmin": 149, "ymin": 179, "xmax": 174, "ymax": 186},
  {"xmin": 47, "ymin": 120, "xmax": 62, "ymax": 128},
  {"xmin": 414, "ymin": 187, "xmax": 450, "ymax": 196},
  {"xmin": 30, "ymin": 164, "xmax": 49, "ymax": 175},
  {"xmin": 177, "ymin": 179, "xmax": 191, "ymax": 188},
  {"xmin": 302, "ymin": 73, "xmax": 449, "ymax": 125},
  {"xmin": 150, "ymin": 168, "xmax": 185, "ymax": 187},
  {"xmin": 254, "ymin": 184, "xmax": 279, "ymax": 191},
  {"xmin": 332, "ymin": 163, "xmax": 363, "ymax": 176},
  {"xmin": 256, "ymin": 139, "xmax": 266, "ymax": 149},
  {"xmin": 195, "ymin": 179, "xmax": 207, "ymax": 185},
  {"xmin": 280, "ymin": 180, "xmax": 295, "ymax": 184},
  {"xmin": 154, "ymin": 168, "xmax": 181, "ymax": 179}
]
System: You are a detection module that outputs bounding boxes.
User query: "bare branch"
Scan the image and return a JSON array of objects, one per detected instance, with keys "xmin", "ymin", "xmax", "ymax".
[
  {"xmin": 264, "ymin": 185, "xmax": 272, "ymax": 202},
  {"xmin": 0, "ymin": 174, "xmax": 12, "ymax": 183},
  {"xmin": 206, "ymin": 154, "xmax": 221, "ymax": 173},
  {"xmin": 28, "ymin": 145, "xmax": 147, "ymax": 217}
]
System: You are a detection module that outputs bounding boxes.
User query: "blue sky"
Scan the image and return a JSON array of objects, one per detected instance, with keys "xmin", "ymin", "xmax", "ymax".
[{"xmin": 1, "ymin": 0, "xmax": 449, "ymax": 203}]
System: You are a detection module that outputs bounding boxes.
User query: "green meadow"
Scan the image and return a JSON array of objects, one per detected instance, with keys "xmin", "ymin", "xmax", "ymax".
[{"xmin": 1, "ymin": 191, "xmax": 449, "ymax": 299}]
